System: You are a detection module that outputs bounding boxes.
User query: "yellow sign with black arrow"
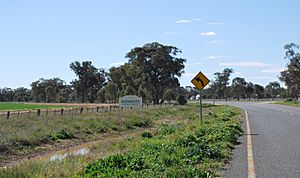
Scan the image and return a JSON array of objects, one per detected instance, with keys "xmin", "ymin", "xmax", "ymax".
[{"xmin": 191, "ymin": 71, "xmax": 210, "ymax": 90}]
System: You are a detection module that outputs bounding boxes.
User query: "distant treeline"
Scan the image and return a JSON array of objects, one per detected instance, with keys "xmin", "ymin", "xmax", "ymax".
[{"xmin": 1, "ymin": 42, "xmax": 299, "ymax": 103}]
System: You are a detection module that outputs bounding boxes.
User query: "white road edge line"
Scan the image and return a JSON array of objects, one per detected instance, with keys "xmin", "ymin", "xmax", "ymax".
[{"xmin": 245, "ymin": 109, "xmax": 256, "ymax": 178}]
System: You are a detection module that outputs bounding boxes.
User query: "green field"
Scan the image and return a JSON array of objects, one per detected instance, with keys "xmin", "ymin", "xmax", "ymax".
[
  {"xmin": 0, "ymin": 104, "xmax": 242, "ymax": 177},
  {"xmin": 0, "ymin": 102, "xmax": 74, "ymax": 111}
]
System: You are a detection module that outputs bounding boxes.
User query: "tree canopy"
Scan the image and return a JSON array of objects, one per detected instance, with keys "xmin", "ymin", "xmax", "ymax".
[
  {"xmin": 122, "ymin": 42, "xmax": 186, "ymax": 104},
  {"xmin": 70, "ymin": 61, "xmax": 106, "ymax": 103},
  {"xmin": 280, "ymin": 43, "xmax": 300, "ymax": 99}
]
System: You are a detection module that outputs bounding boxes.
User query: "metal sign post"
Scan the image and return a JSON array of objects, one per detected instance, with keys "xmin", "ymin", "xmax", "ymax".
[
  {"xmin": 191, "ymin": 71, "xmax": 210, "ymax": 127},
  {"xmin": 199, "ymin": 91, "xmax": 203, "ymax": 126}
]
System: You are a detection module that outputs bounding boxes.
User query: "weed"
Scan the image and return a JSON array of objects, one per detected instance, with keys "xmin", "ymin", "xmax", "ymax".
[{"xmin": 141, "ymin": 131, "xmax": 153, "ymax": 138}]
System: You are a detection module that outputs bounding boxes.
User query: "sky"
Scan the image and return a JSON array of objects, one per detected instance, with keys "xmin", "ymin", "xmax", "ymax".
[{"xmin": 0, "ymin": 0, "xmax": 299, "ymax": 89}]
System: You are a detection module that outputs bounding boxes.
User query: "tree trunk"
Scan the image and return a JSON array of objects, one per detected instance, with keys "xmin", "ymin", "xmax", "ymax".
[{"xmin": 81, "ymin": 90, "xmax": 85, "ymax": 103}]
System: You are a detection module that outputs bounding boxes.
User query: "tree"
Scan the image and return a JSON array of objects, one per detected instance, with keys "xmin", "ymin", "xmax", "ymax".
[
  {"xmin": 45, "ymin": 86, "xmax": 56, "ymax": 103},
  {"xmin": 124, "ymin": 86, "xmax": 136, "ymax": 95},
  {"xmin": 56, "ymin": 86, "xmax": 73, "ymax": 103},
  {"xmin": 31, "ymin": 78, "xmax": 65, "ymax": 102},
  {"xmin": 125, "ymin": 42, "xmax": 186, "ymax": 104},
  {"xmin": 0, "ymin": 88, "xmax": 14, "ymax": 101},
  {"xmin": 70, "ymin": 61, "xmax": 106, "ymax": 103},
  {"xmin": 163, "ymin": 89, "xmax": 176, "ymax": 103},
  {"xmin": 97, "ymin": 88, "xmax": 106, "ymax": 103},
  {"xmin": 177, "ymin": 95, "xmax": 187, "ymax": 105},
  {"xmin": 253, "ymin": 84, "xmax": 264, "ymax": 99},
  {"xmin": 13, "ymin": 87, "xmax": 31, "ymax": 102},
  {"xmin": 213, "ymin": 68, "xmax": 234, "ymax": 99},
  {"xmin": 279, "ymin": 43, "xmax": 300, "ymax": 99},
  {"xmin": 232, "ymin": 77, "xmax": 247, "ymax": 101},
  {"xmin": 108, "ymin": 64, "xmax": 142, "ymax": 98},
  {"xmin": 105, "ymin": 82, "xmax": 119, "ymax": 103},
  {"xmin": 265, "ymin": 81, "xmax": 281, "ymax": 100},
  {"xmin": 245, "ymin": 82, "xmax": 254, "ymax": 100}
]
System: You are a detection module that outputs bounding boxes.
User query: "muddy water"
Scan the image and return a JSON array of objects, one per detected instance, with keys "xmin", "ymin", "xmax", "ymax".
[{"xmin": 49, "ymin": 147, "xmax": 90, "ymax": 161}]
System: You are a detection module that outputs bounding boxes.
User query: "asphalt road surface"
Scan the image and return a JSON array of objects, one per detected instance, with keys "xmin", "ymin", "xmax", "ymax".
[{"xmin": 219, "ymin": 102, "xmax": 300, "ymax": 178}]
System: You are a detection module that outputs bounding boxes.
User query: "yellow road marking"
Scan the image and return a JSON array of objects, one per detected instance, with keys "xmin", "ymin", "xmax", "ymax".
[{"xmin": 245, "ymin": 109, "xmax": 256, "ymax": 178}]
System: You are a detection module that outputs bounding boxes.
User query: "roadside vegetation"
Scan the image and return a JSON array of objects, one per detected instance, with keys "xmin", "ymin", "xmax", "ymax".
[
  {"xmin": 0, "ymin": 104, "xmax": 242, "ymax": 177},
  {"xmin": 275, "ymin": 100, "xmax": 300, "ymax": 107}
]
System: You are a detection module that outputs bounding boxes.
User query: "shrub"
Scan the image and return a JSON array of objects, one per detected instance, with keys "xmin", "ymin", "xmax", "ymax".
[
  {"xmin": 177, "ymin": 95, "xmax": 187, "ymax": 105},
  {"xmin": 141, "ymin": 131, "xmax": 153, "ymax": 138},
  {"xmin": 47, "ymin": 129, "xmax": 74, "ymax": 141}
]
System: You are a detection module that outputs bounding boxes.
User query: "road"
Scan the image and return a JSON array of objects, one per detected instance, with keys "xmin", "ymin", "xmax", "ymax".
[{"xmin": 220, "ymin": 102, "xmax": 300, "ymax": 178}]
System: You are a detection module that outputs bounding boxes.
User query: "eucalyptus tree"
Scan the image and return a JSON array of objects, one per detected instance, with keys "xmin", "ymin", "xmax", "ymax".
[
  {"xmin": 70, "ymin": 61, "xmax": 106, "ymax": 103},
  {"xmin": 125, "ymin": 42, "xmax": 186, "ymax": 104},
  {"xmin": 13, "ymin": 87, "xmax": 31, "ymax": 102},
  {"xmin": 232, "ymin": 77, "xmax": 247, "ymax": 101},
  {"xmin": 245, "ymin": 82, "xmax": 254, "ymax": 100},
  {"xmin": 213, "ymin": 68, "xmax": 234, "ymax": 99},
  {"xmin": 253, "ymin": 84, "xmax": 265, "ymax": 100},
  {"xmin": 279, "ymin": 43, "xmax": 300, "ymax": 99},
  {"xmin": 265, "ymin": 81, "xmax": 281, "ymax": 100},
  {"xmin": 0, "ymin": 88, "xmax": 14, "ymax": 101},
  {"xmin": 31, "ymin": 78, "xmax": 65, "ymax": 102},
  {"xmin": 105, "ymin": 81, "xmax": 119, "ymax": 103}
]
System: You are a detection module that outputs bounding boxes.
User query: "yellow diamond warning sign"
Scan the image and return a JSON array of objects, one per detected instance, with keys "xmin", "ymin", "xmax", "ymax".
[{"xmin": 191, "ymin": 71, "xmax": 210, "ymax": 90}]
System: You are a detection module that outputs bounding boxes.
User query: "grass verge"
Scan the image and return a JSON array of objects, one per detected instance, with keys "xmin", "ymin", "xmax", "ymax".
[
  {"xmin": 274, "ymin": 100, "xmax": 300, "ymax": 107},
  {"xmin": 0, "ymin": 104, "xmax": 242, "ymax": 178}
]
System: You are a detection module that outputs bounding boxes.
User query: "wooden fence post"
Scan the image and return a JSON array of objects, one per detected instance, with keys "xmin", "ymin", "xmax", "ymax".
[
  {"xmin": 6, "ymin": 111, "xmax": 10, "ymax": 119},
  {"xmin": 61, "ymin": 109, "xmax": 64, "ymax": 115},
  {"xmin": 37, "ymin": 109, "xmax": 41, "ymax": 116}
]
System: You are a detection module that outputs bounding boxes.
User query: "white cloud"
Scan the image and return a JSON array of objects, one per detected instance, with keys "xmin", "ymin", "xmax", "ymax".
[
  {"xmin": 176, "ymin": 18, "xmax": 203, "ymax": 24},
  {"xmin": 176, "ymin": 19, "xmax": 192, "ymax": 24},
  {"xmin": 193, "ymin": 18, "xmax": 203, "ymax": 21},
  {"xmin": 206, "ymin": 55, "xmax": 224, "ymax": 59},
  {"xmin": 219, "ymin": 61, "xmax": 272, "ymax": 67},
  {"xmin": 261, "ymin": 67, "xmax": 286, "ymax": 73},
  {"xmin": 207, "ymin": 22, "xmax": 224, "ymax": 25},
  {"xmin": 200, "ymin": 32, "xmax": 217, "ymax": 36},
  {"xmin": 209, "ymin": 40, "xmax": 232, "ymax": 45},
  {"xmin": 165, "ymin": 32, "xmax": 183, "ymax": 36}
]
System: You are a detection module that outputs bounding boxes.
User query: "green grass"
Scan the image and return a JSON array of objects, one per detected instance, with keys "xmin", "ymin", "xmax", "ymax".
[
  {"xmin": 0, "ymin": 102, "xmax": 74, "ymax": 111},
  {"xmin": 0, "ymin": 109, "xmax": 153, "ymax": 157},
  {"xmin": 274, "ymin": 100, "xmax": 300, "ymax": 107},
  {"xmin": 0, "ymin": 104, "xmax": 242, "ymax": 178}
]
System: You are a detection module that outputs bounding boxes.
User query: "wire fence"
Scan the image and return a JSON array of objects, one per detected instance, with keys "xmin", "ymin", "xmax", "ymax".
[{"xmin": 0, "ymin": 103, "xmax": 170, "ymax": 120}]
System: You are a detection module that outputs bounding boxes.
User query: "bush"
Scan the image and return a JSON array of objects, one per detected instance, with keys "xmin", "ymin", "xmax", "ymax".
[
  {"xmin": 141, "ymin": 131, "xmax": 153, "ymax": 138},
  {"xmin": 177, "ymin": 95, "xmax": 187, "ymax": 105},
  {"xmin": 47, "ymin": 129, "xmax": 74, "ymax": 141}
]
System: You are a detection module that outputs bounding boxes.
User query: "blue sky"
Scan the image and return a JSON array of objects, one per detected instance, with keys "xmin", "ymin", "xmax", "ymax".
[{"xmin": 0, "ymin": 0, "xmax": 299, "ymax": 88}]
